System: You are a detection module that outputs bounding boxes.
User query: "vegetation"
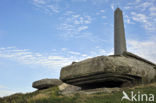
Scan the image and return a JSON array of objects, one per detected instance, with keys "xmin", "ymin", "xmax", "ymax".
[{"xmin": 0, "ymin": 83, "xmax": 156, "ymax": 103}]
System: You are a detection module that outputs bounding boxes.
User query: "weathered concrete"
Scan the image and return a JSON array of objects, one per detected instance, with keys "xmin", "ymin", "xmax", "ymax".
[
  {"xmin": 60, "ymin": 52, "xmax": 156, "ymax": 89},
  {"xmin": 114, "ymin": 8, "xmax": 127, "ymax": 55},
  {"xmin": 32, "ymin": 79, "xmax": 63, "ymax": 90}
]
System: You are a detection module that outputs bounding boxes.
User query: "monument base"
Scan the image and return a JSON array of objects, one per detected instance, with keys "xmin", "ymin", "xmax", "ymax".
[{"xmin": 60, "ymin": 52, "xmax": 156, "ymax": 89}]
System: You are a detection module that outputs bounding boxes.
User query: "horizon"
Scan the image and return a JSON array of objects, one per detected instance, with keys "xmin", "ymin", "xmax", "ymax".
[{"xmin": 0, "ymin": 0, "xmax": 156, "ymax": 97}]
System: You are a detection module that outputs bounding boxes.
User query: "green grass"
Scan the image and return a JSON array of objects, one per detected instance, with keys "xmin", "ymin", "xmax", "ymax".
[{"xmin": 0, "ymin": 83, "xmax": 156, "ymax": 103}]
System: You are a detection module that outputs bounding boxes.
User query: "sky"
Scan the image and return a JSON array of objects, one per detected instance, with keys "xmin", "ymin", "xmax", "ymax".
[{"xmin": 0, "ymin": 0, "xmax": 156, "ymax": 97}]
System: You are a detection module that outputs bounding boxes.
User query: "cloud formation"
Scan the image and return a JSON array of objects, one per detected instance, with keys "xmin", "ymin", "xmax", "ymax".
[
  {"xmin": 125, "ymin": 0, "xmax": 156, "ymax": 32},
  {"xmin": 0, "ymin": 47, "xmax": 112, "ymax": 69},
  {"xmin": 58, "ymin": 13, "xmax": 92, "ymax": 38},
  {"xmin": 32, "ymin": 0, "xmax": 60, "ymax": 14},
  {"xmin": 128, "ymin": 38, "xmax": 156, "ymax": 63},
  {"xmin": 58, "ymin": 12, "xmax": 107, "ymax": 43},
  {"xmin": 0, "ymin": 90, "xmax": 15, "ymax": 97},
  {"xmin": 0, "ymin": 85, "xmax": 15, "ymax": 97},
  {"xmin": 0, "ymin": 47, "xmax": 76, "ymax": 69}
]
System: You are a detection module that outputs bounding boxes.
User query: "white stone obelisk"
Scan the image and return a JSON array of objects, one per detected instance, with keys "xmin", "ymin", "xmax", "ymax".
[{"xmin": 114, "ymin": 8, "xmax": 127, "ymax": 55}]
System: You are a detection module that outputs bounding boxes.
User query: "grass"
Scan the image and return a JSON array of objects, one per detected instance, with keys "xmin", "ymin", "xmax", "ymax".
[{"xmin": 0, "ymin": 83, "xmax": 156, "ymax": 103}]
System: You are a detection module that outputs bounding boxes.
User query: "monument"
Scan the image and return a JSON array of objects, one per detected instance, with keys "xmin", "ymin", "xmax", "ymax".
[
  {"xmin": 114, "ymin": 8, "xmax": 127, "ymax": 55},
  {"xmin": 60, "ymin": 8, "xmax": 156, "ymax": 89}
]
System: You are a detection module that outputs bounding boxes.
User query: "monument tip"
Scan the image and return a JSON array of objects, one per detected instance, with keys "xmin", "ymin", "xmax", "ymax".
[{"xmin": 115, "ymin": 8, "xmax": 121, "ymax": 12}]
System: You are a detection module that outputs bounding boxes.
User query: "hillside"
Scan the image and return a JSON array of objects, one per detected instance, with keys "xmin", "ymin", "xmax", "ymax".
[{"xmin": 0, "ymin": 83, "xmax": 156, "ymax": 103}]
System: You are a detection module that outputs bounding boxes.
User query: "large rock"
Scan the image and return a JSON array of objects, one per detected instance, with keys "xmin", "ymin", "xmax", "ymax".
[
  {"xmin": 32, "ymin": 79, "xmax": 63, "ymax": 90},
  {"xmin": 59, "ymin": 83, "xmax": 81, "ymax": 94},
  {"xmin": 60, "ymin": 52, "xmax": 156, "ymax": 89},
  {"xmin": 59, "ymin": 83, "xmax": 81, "ymax": 91}
]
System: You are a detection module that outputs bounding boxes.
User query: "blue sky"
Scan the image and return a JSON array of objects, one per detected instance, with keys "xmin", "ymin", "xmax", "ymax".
[{"xmin": 0, "ymin": 0, "xmax": 156, "ymax": 97}]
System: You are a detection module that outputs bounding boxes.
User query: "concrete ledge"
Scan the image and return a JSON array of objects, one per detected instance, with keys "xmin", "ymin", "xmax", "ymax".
[
  {"xmin": 62, "ymin": 72, "xmax": 142, "ymax": 89},
  {"xmin": 60, "ymin": 54, "xmax": 156, "ymax": 89},
  {"xmin": 122, "ymin": 52, "xmax": 156, "ymax": 66}
]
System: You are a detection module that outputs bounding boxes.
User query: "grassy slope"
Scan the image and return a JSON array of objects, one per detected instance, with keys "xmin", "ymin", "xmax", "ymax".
[{"xmin": 0, "ymin": 83, "xmax": 156, "ymax": 103}]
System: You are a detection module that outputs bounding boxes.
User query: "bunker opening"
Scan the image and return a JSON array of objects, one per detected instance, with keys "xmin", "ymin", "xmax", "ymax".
[{"xmin": 81, "ymin": 80, "xmax": 124, "ymax": 90}]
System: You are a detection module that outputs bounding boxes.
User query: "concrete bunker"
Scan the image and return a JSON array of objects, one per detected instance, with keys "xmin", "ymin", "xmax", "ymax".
[
  {"xmin": 62, "ymin": 72, "xmax": 142, "ymax": 90},
  {"xmin": 81, "ymin": 76, "xmax": 142, "ymax": 89}
]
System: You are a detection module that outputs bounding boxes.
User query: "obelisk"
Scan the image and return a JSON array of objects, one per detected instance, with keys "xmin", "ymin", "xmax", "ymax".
[{"xmin": 114, "ymin": 8, "xmax": 127, "ymax": 55}]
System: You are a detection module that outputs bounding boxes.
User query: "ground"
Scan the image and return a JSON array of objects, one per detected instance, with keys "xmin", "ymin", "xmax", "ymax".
[{"xmin": 0, "ymin": 83, "xmax": 156, "ymax": 103}]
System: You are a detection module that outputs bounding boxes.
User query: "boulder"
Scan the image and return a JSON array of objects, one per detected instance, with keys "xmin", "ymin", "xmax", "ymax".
[
  {"xmin": 59, "ymin": 83, "xmax": 81, "ymax": 94},
  {"xmin": 60, "ymin": 52, "xmax": 156, "ymax": 89},
  {"xmin": 32, "ymin": 79, "xmax": 63, "ymax": 90}
]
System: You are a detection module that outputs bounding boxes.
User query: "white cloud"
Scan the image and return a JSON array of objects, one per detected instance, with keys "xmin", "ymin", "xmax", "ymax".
[
  {"xmin": 125, "ymin": 18, "xmax": 134, "ymax": 24},
  {"xmin": 149, "ymin": 6, "xmax": 156, "ymax": 16},
  {"xmin": 124, "ymin": 1, "xmax": 156, "ymax": 57},
  {"xmin": 124, "ymin": 6, "xmax": 130, "ymax": 10},
  {"xmin": 58, "ymin": 12, "xmax": 107, "ymax": 43},
  {"xmin": 71, "ymin": 0, "xmax": 108, "ymax": 4},
  {"xmin": 47, "ymin": 5, "xmax": 59, "ymax": 13},
  {"xmin": 136, "ymin": 1, "xmax": 152, "ymax": 11},
  {"xmin": 0, "ymin": 90, "xmax": 15, "ymax": 97},
  {"xmin": 68, "ymin": 51, "xmax": 81, "ymax": 55},
  {"xmin": 96, "ymin": 9, "xmax": 105, "ymax": 15},
  {"xmin": 33, "ymin": 0, "xmax": 47, "ymax": 5},
  {"xmin": 77, "ymin": 26, "xmax": 88, "ymax": 32},
  {"xmin": 72, "ymin": 0, "xmax": 87, "ymax": 2},
  {"xmin": 111, "ymin": 3, "xmax": 115, "ymax": 11},
  {"xmin": 58, "ymin": 13, "xmax": 93, "ymax": 39},
  {"xmin": 124, "ymin": 15, "xmax": 134, "ymax": 24},
  {"xmin": 70, "ymin": 15, "xmax": 92, "ymax": 25},
  {"xmin": 32, "ymin": 0, "xmax": 108, "ymax": 15},
  {"xmin": 136, "ymin": 0, "xmax": 141, "ymax": 3},
  {"xmin": 101, "ymin": 16, "xmax": 106, "ymax": 19},
  {"xmin": 124, "ymin": 0, "xmax": 156, "ymax": 32},
  {"xmin": 128, "ymin": 39, "xmax": 156, "ymax": 63},
  {"xmin": 131, "ymin": 12, "xmax": 156, "ymax": 32},
  {"xmin": 64, "ymin": 11, "xmax": 74, "ymax": 15},
  {"xmin": 91, "ymin": 0, "xmax": 108, "ymax": 5},
  {"xmin": 0, "ymin": 85, "xmax": 6, "ymax": 89},
  {"xmin": 131, "ymin": 12, "xmax": 147, "ymax": 22},
  {"xmin": 0, "ymin": 47, "xmax": 75, "ymax": 68},
  {"xmin": 100, "ymin": 10, "xmax": 105, "ymax": 12},
  {"xmin": 0, "ymin": 47, "xmax": 112, "ymax": 69},
  {"xmin": 149, "ymin": 6, "xmax": 156, "ymax": 12},
  {"xmin": 32, "ymin": 0, "xmax": 60, "ymax": 14},
  {"xmin": 0, "ymin": 85, "xmax": 15, "ymax": 97}
]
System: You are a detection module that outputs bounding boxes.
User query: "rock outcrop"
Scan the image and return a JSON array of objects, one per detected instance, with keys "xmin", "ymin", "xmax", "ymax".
[
  {"xmin": 59, "ymin": 83, "xmax": 81, "ymax": 94},
  {"xmin": 60, "ymin": 52, "xmax": 156, "ymax": 89},
  {"xmin": 32, "ymin": 79, "xmax": 63, "ymax": 90}
]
